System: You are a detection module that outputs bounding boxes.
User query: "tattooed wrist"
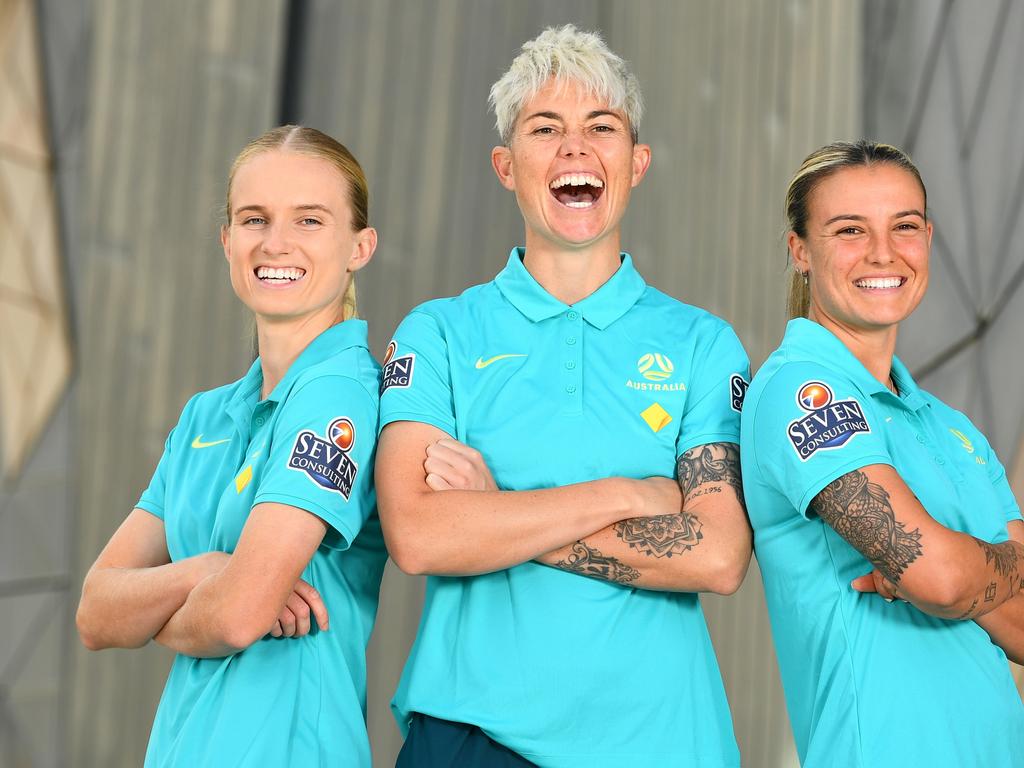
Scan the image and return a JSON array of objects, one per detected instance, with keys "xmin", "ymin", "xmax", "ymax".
[{"xmin": 554, "ymin": 541, "xmax": 640, "ymax": 584}]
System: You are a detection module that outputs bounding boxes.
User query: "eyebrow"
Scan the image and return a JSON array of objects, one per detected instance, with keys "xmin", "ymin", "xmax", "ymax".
[
  {"xmin": 233, "ymin": 203, "xmax": 333, "ymax": 216},
  {"xmin": 521, "ymin": 109, "xmax": 625, "ymax": 124},
  {"xmin": 823, "ymin": 209, "xmax": 925, "ymax": 226}
]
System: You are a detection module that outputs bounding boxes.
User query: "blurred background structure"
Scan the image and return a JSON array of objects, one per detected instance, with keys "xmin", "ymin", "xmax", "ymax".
[{"xmin": 0, "ymin": 0, "xmax": 1021, "ymax": 765}]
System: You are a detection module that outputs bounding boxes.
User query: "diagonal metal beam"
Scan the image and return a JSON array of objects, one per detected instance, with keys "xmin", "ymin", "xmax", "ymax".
[{"xmin": 903, "ymin": 0, "xmax": 955, "ymax": 155}]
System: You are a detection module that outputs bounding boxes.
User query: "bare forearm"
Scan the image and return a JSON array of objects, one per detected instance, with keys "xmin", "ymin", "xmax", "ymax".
[
  {"xmin": 154, "ymin": 572, "xmax": 252, "ymax": 658},
  {"xmin": 77, "ymin": 555, "xmax": 218, "ymax": 650},
  {"xmin": 384, "ymin": 477, "xmax": 652, "ymax": 576},
  {"xmin": 974, "ymin": 594, "xmax": 1024, "ymax": 665}
]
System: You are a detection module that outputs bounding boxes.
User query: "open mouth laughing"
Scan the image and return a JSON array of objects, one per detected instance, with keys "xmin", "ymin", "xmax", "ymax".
[{"xmin": 549, "ymin": 172, "xmax": 605, "ymax": 209}]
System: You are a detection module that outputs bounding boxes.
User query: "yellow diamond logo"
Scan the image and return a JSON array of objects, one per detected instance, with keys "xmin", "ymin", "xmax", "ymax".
[
  {"xmin": 235, "ymin": 465, "xmax": 253, "ymax": 493},
  {"xmin": 641, "ymin": 403, "xmax": 672, "ymax": 433}
]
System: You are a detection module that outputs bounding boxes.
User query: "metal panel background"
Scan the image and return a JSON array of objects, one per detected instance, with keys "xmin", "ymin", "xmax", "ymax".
[{"xmin": 9, "ymin": 2, "xmax": 1020, "ymax": 767}]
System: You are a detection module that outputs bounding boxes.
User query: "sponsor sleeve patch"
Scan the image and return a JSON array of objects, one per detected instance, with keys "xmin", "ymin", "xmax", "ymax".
[
  {"xmin": 287, "ymin": 417, "xmax": 359, "ymax": 499},
  {"xmin": 729, "ymin": 373, "xmax": 749, "ymax": 412},
  {"xmin": 786, "ymin": 381, "xmax": 871, "ymax": 461},
  {"xmin": 380, "ymin": 340, "xmax": 415, "ymax": 395}
]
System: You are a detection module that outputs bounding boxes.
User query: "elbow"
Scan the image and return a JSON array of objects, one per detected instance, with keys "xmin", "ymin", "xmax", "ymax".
[
  {"xmin": 217, "ymin": 609, "xmax": 273, "ymax": 652},
  {"xmin": 905, "ymin": 569, "xmax": 975, "ymax": 619},
  {"xmin": 386, "ymin": 537, "xmax": 433, "ymax": 576},
  {"xmin": 704, "ymin": 548, "xmax": 752, "ymax": 596},
  {"xmin": 75, "ymin": 594, "xmax": 110, "ymax": 651}
]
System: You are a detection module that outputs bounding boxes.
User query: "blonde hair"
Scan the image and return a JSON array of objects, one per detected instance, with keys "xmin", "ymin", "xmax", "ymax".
[
  {"xmin": 488, "ymin": 24, "xmax": 643, "ymax": 145},
  {"xmin": 225, "ymin": 125, "xmax": 369, "ymax": 320},
  {"xmin": 784, "ymin": 140, "xmax": 927, "ymax": 319}
]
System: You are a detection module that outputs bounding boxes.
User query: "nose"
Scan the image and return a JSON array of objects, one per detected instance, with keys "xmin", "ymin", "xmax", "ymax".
[
  {"xmin": 261, "ymin": 221, "xmax": 292, "ymax": 256},
  {"xmin": 868, "ymin": 231, "xmax": 896, "ymax": 265},
  {"xmin": 559, "ymin": 128, "xmax": 589, "ymax": 157}
]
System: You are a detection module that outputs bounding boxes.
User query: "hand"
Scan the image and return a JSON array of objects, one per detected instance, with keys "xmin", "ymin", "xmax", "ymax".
[
  {"xmin": 632, "ymin": 476, "xmax": 683, "ymax": 518},
  {"xmin": 269, "ymin": 579, "xmax": 329, "ymax": 638},
  {"xmin": 851, "ymin": 568, "xmax": 899, "ymax": 602},
  {"xmin": 423, "ymin": 438, "xmax": 498, "ymax": 491}
]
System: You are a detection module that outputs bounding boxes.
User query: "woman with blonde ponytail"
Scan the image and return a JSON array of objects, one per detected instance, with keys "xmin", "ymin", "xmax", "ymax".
[
  {"xmin": 77, "ymin": 126, "xmax": 387, "ymax": 766},
  {"xmin": 741, "ymin": 140, "xmax": 1024, "ymax": 767}
]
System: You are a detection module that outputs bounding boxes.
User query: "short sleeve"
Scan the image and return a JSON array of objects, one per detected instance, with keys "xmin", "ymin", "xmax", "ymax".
[
  {"xmin": 976, "ymin": 430, "xmax": 1022, "ymax": 525},
  {"xmin": 676, "ymin": 324, "xmax": 750, "ymax": 457},
  {"xmin": 136, "ymin": 429, "xmax": 174, "ymax": 521},
  {"xmin": 751, "ymin": 362, "xmax": 893, "ymax": 518},
  {"xmin": 378, "ymin": 309, "xmax": 456, "ymax": 436},
  {"xmin": 254, "ymin": 375, "xmax": 378, "ymax": 550}
]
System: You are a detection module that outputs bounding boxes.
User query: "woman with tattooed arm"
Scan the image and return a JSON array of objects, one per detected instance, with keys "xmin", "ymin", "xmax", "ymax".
[{"xmin": 740, "ymin": 141, "xmax": 1024, "ymax": 768}]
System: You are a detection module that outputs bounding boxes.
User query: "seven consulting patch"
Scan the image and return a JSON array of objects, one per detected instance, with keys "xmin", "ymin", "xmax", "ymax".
[
  {"xmin": 787, "ymin": 381, "xmax": 870, "ymax": 461},
  {"xmin": 288, "ymin": 417, "xmax": 359, "ymax": 499},
  {"xmin": 729, "ymin": 373, "xmax": 749, "ymax": 412},
  {"xmin": 380, "ymin": 340, "xmax": 415, "ymax": 395}
]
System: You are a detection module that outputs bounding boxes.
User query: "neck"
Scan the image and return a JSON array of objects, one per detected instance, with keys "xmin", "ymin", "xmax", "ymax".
[
  {"xmin": 521, "ymin": 234, "xmax": 623, "ymax": 305},
  {"xmin": 256, "ymin": 313, "xmax": 342, "ymax": 398},
  {"xmin": 809, "ymin": 310, "xmax": 898, "ymax": 387}
]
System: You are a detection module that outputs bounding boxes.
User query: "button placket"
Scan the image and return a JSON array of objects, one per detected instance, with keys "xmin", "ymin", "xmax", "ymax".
[{"xmin": 562, "ymin": 311, "xmax": 583, "ymax": 413}]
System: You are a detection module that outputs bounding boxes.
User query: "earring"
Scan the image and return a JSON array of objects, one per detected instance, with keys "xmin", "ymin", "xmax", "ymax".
[{"xmin": 802, "ymin": 271, "xmax": 809, "ymax": 287}]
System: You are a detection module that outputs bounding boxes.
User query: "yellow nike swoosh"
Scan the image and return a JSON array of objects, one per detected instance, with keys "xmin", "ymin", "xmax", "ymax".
[
  {"xmin": 191, "ymin": 435, "xmax": 231, "ymax": 449},
  {"xmin": 475, "ymin": 354, "xmax": 527, "ymax": 369}
]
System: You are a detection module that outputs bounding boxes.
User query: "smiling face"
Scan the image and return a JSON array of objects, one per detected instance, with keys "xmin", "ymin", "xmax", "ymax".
[
  {"xmin": 491, "ymin": 78, "xmax": 651, "ymax": 256},
  {"xmin": 789, "ymin": 163, "xmax": 932, "ymax": 339},
  {"xmin": 221, "ymin": 149, "xmax": 376, "ymax": 329}
]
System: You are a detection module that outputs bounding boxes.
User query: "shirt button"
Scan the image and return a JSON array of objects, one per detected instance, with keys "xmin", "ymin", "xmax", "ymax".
[
  {"xmin": 916, "ymin": 434, "xmax": 926, "ymax": 443},
  {"xmin": 566, "ymin": 385, "xmax": 577, "ymax": 394},
  {"xmin": 567, "ymin": 311, "xmax": 579, "ymax": 321},
  {"xmin": 935, "ymin": 456, "xmax": 946, "ymax": 465},
  {"xmin": 565, "ymin": 360, "xmax": 576, "ymax": 370},
  {"xmin": 566, "ymin": 337, "xmax": 577, "ymax": 345},
  {"xmin": 255, "ymin": 417, "xmax": 265, "ymax": 427}
]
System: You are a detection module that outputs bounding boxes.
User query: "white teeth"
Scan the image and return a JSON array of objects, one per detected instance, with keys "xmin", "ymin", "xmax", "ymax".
[
  {"xmin": 256, "ymin": 266, "xmax": 305, "ymax": 281},
  {"xmin": 566, "ymin": 201, "xmax": 593, "ymax": 208},
  {"xmin": 855, "ymin": 277, "xmax": 903, "ymax": 289},
  {"xmin": 549, "ymin": 173, "xmax": 604, "ymax": 189}
]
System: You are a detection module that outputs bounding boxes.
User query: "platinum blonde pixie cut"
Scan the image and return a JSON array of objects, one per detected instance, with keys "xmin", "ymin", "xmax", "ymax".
[{"xmin": 488, "ymin": 24, "xmax": 644, "ymax": 145}]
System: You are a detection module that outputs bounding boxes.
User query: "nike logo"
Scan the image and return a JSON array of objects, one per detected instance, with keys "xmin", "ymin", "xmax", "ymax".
[
  {"xmin": 191, "ymin": 435, "xmax": 231, "ymax": 449},
  {"xmin": 475, "ymin": 354, "xmax": 527, "ymax": 369}
]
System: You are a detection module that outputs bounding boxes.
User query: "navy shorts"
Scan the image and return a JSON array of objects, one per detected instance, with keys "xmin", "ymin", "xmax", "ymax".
[{"xmin": 395, "ymin": 713, "xmax": 537, "ymax": 767}]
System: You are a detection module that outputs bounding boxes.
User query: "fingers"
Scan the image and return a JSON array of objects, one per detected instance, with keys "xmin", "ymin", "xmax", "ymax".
[
  {"xmin": 850, "ymin": 573, "xmax": 878, "ymax": 593},
  {"xmin": 284, "ymin": 592, "xmax": 312, "ymax": 637},
  {"xmin": 270, "ymin": 620, "xmax": 283, "ymax": 638},
  {"xmin": 425, "ymin": 472, "xmax": 455, "ymax": 491},
  {"xmin": 423, "ymin": 439, "xmax": 496, "ymax": 491},
  {"xmin": 292, "ymin": 579, "xmax": 329, "ymax": 631}
]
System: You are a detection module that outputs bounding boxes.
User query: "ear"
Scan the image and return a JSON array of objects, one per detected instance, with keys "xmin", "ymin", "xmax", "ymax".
[
  {"xmin": 787, "ymin": 231, "xmax": 811, "ymax": 274},
  {"xmin": 491, "ymin": 145, "xmax": 515, "ymax": 191},
  {"xmin": 631, "ymin": 143, "xmax": 652, "ymax": 187},
  {"xmin": 925, "ymin": 219, "xmax": 934, "ymax": 248},
  {"xmin": 221, "ymin": 224, "xmax": 231, "ymax": 263},
  {"xmin": 347, "ymin": 227, "xmax": 378, "ymax": 274}
]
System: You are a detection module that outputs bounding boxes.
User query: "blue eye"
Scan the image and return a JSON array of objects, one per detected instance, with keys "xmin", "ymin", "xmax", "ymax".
[{"xmin": 242, "ymin": 216, "xmax": 266, "ymax": 226}]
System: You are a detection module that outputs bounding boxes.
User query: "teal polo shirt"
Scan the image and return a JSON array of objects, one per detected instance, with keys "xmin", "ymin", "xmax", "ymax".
[
  {"xmin": 379, "ymin": 249, "xmax": 749, "ymax": 767},
  {"xmin": 137, "ymin": 320, "xmax": 386, "ymax": 768},
  {"xmin": 741, "ymin": 318, "xmax": 1024, "ymax": 768}
]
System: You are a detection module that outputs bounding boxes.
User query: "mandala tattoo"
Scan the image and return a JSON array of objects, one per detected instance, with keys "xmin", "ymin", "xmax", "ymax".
[
  {"xmin": 555, "ymin": 542, "xmax": 640, "ymax": 585},
  {"xmin": 615, "ymin": 513, "xmax": 703, "ymax": 558},
  {"xmin": 809, "ymin": 470, "xmax": 923, "ymax": 584},
  {"xmin": 677, "ymin": 443, "xmax": 745, "ymax": 509}
]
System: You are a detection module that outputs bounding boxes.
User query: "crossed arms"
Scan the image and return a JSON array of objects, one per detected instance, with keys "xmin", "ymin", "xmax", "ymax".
[
  {"xmin": 810, "ymin": 464, "xmax": 1024, "ymax": 662},
  {"xmin": 375, "ymin": 421, "xmax": 752, "ymax": 593},
  {"xmin": 76, "ymin": 503, "xmax": 329, "ymax": 657}
]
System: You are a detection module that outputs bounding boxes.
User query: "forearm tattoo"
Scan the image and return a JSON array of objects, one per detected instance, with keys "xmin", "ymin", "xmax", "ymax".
[
  {"xmin": 677, "ymin": 442, "xmax": 745, "ymax": 509},
  {"xmin": 809, "ymin": 469, "xmax": 923, "ymax": 584},
  {"xmin": 974, "ymin": 538, "xmax": 1024, "ymax": 599},
  {"xmin": 615, "ymin": 514, "xmax": 703, "ymax": 558},
  {"xmin": 555, "ymin": 542, "xmax": 640, "ymax": 585}
]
